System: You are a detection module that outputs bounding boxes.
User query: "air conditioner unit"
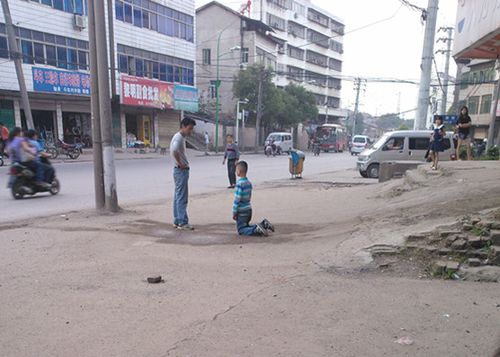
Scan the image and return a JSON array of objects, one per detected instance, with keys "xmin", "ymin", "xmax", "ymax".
[{"xmin": 74, "ymin": 14, "xmax": 87, "ymax": 30}]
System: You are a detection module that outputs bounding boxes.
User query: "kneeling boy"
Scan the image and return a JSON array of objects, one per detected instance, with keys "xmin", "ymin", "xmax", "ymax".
[{"xmin": 232, "ymin": 161, "xmax": 274, "ymax": 236}]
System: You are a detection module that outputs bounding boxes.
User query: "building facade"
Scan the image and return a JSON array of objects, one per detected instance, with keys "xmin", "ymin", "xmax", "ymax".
[
  {"xmin": 457, "ymin": 59, "xmax": 498, "ymax": 139},
  {"xmin": 0, "ymin": 0, "xmax": 197, "ymax": 148},
  {"xmin": 196, "ymin": 1, "xmax": 278, "ymax": 124},
  {"xmin": 250, "ymin": 0, "xmax": 344, "ymax": 122}
]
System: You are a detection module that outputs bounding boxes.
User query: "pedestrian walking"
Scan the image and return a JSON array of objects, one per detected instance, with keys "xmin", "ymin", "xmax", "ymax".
[
  {"xmin": 456, "ymin": 105, "xmax": 472, "ymax": 160},
  {"xmin": 430, "ymin": 116, "xmax": 446, "ymax": 170},
  {"xmin": 232, "ymin": 161, "xmax": 274, "ymax": 237},
  {"xmin": 204, "ymin": 131, "xmax": 210, "ymax": 155},
  {"xmin": 170, "ymin": 117, "xmax": 196, "ymax": 230},
  {"xmin": 222, "ymin": 134, "xmax": 240, "ymax": 188},
  {"xmin": 0, "ymin": 122, "xmax": 9, "ymax": 156}
]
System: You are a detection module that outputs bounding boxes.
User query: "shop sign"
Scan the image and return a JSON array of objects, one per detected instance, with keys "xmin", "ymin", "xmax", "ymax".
[
  {"xmin": 174, "ymin": 85, "xmax": 199, "ymax": 112},
  {"xmin": 121, "ymin": 75, "xmax": 174, "ymax": 109},
  {"xmin": 32, "ymin": 67, "xmax": 90, "ymax": 96}
]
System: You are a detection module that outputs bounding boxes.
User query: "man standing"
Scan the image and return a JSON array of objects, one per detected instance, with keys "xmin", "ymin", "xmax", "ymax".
[
  {"xmin": 0, "ymin": 122, "xmax": 9, "ymax": 156},
  {"xmin": 204, "ymin": 131, "xmax": 210, "ymax": 155},
  {"xmin": 170, "ymin": 118, "xmax": 196, "ymax": 230},
  {"xmin": 222, "ymin": 134, "xmax": 240, "ymax": 188}
]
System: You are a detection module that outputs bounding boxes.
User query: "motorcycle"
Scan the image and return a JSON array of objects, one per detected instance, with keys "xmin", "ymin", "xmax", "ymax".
[
  {"xmin": 0, "ymin": 154, "xmax": 4, "ymax": 167},
  {"xmin": 312, "ymin": 142, "xmax": 321, "ymax": 156},
  {"xmin": 47, "ymin": 140, "xmax": 81, "ymax": 160},
  {"xmin": 9, "ymin": 158, "xmax": 60, "ymax": 199},
  {"xmin": 264, "ymin": 141, "xmax": 282, "ymax": 157}
]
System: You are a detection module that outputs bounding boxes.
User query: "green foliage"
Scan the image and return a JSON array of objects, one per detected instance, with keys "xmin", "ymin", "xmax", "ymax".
[
  {"xmin": 376, "ymin": 113, "xmax": 414, "ymax": 131},
  {"xmin": 486, "ymin": 146, "xmax": 499, "ymax": 160},
  {"xmin": 398, "ymin": 124, "xmax": 410, "ymax": 130},
  {"xmin": 232, "ymin": 64, "xmax": 318, "ymax": 129}
]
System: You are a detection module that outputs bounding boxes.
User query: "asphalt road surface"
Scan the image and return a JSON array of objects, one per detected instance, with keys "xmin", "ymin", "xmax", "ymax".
[{"xmin": 0, "ymin": 151, "xmax": 358, "ymax": 223}]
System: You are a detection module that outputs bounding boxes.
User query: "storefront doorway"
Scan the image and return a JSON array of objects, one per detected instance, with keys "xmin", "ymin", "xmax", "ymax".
[
  {"xmin": 63, "ymin": 112, "xmax": 92, "ymax": 147},
  {"xmin": 125, "ymin": 114, "xmax": 153, "ymax": 147},
  {"xmin": 21, "ymin": 110, "xmax": 56, "ymax": 144}
]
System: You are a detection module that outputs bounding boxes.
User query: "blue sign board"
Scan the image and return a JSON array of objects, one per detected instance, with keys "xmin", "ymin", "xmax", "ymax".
[
  {"xmin": 434, "ymin": 115, "xmax": 458, "ymax": 125},
  {"xmin": 174, "ymin": 85, "xmax": 198, "ymax": 112},
  {"xmin": 32, "ymin": 67, "xmax": 90, "ymax": 96}
]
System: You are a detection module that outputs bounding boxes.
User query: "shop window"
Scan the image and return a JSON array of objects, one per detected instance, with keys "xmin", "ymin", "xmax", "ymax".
[
  {"xmin": 21, "ymin": 40, "xmax": 34, "ymax": 64},
  {"xmin": 0, "ymin": 36, "xmax": 8, "ymax": 58},
  {"xmin": 115, "ymin": 0, "xmax": 124, "ymax": 21}
]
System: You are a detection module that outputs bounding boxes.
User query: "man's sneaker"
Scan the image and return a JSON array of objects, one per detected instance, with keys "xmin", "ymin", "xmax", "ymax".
[
  {"xmin": 255, "ymin": 224, "xmax": 268, "ymax": 237},
  {"xmin": 177, "ymin": 224, "xmax": 194, "ymax": 231},
  {"xmin": 173, "ymin": 223, "xmax": 179, "ymax": 228},
  {"xmin": 261, "ymin": 219, "xmax": 275, "ymax": 232}
]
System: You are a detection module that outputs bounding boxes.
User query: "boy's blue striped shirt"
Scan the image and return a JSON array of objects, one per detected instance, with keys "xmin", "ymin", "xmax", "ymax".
[{"xmin": 232, "ymin": 177, "xmax": 252, "ymax": 214}]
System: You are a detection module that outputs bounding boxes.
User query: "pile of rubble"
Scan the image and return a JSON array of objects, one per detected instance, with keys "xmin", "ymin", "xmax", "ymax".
[{"xmin": 369, "ymin": 210, "xmax": 500, "ymax": 283}]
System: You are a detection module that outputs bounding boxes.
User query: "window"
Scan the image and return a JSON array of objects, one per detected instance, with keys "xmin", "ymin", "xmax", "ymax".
[
  {"xmin": 21, "ymin": 40, "xmax": 34, "ymax": 64},
  {"xmin": 330, "ymin": 40, "xmax": 343, "ymax": 54},
  {"xmin": 329, "ymin": 58, "xmax": 342, "ymax": 71},
  {"xmin": 287, "ymin": 21, "xmax": 305, "ymax": 39},
  {"xmin": 330, "ymin": 20, "xmax": 345, "ymax": 35},
  {"xmin": 287, "ymin": 66, "xmax": 303, "ymax": 81},
  {"xmin": 241, "ymin": 48, "xmax": 249, "ymax": 64},
  {"xmin": 267, "ymin": 13, "xmax": 286, "ymax": 31},
  {"xmin": 115, "ymin": 0, "xmax": 124, "ymax": 21},
  {"xmin": 209, "ymin": 80, "xmax": 217, "ymax": 99},
  {"xmin": 117, "ymin": 44, "xmax": 194, "ymax": 85},
  {"xmin": 0, "ymin": 36, "xmax": 8, "ymax": 58},
  {"xmin": 328, "ymin": 77, "xmax": 341, "ymax": 89},
  {"xmin": 383, "ymin": 137, "xmax": 405, "ymax": 151},
  {"xmin": 114, "ymin": 0, "xmax": 194, "ymax": 42},
  {"xmin": 42, "ymin": 0, "xmax": 52, "ymax": 5},
  {"xmin": 327, "ymin": 97, "xmax": 340, "ymax": 108},
  {"xmin": 74, "ymin": 0, "xmax": 84, "ymax": 15},
  {"xmin": 63, "ymin": 0, "xmax": 73, "ymax": 13},
  {"xmin": 306, "ymin": 50, "xmax": 327, "ymax": 67},
  {"xmin": 53, "ymin": 0, "xmax": 63, "ymax": 11},
  {"xmin": 78, "ymin": 50, "xmax": 87, "ymax": 70},
  {"xmin": 468, "ymin": 96, "xmax": 479, "ymax": 114},
  {"xmin": 480, "ymin": 94, "xmax": 492, "ymax": 114},
  {"xmin": 32, "ymin": 0, "xmax": 85, "ymax": 14},
  {"xmin": 288, "ymin": 45, "xmax": 304, "ymax": 60},
  {"xmin": 34, "ymin": 43, "xmax": 45, "ymax": 63},
  {"xmin": 267, "ymin": 0, "xmax": 292, "ymax": 9},
  {"xmin": 202, "ymin": 48, "xmax": 211, "ymax": 65},
  {"xmin": 67, "ymin": 48, "xmax": 77, "ymax": 70},
  {"xmin": 308, "ymin": 8, "xmax": 329, "ymax": 27},
  {"xmin": 57, "ymin": 46, "xmax": 67, "ymax": 68},
  {"xmin": 409, "ymin": 137, "xmax": 430, "ymax": 150},
  {"xmin": 46, "ymin": 45, "xmax": 57, "ymax": 66},
  {"xmin": 307, "ymin": 29, "xmax": 329, "ymax": 48}
]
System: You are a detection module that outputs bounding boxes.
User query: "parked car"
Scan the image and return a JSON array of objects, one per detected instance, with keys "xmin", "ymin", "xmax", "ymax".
[
  {"xmin": 265, "ymin": 132, "xmax": 293, "ymax": 153},
  {"xmin": 357, "ymin": 130, "xmax": 456, "ymax": 178},
  {"xmin": 350, "ymin": 135, "xmax": 371, "ymax": 155}
]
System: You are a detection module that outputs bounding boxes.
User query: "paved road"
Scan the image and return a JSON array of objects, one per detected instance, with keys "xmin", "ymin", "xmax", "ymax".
[{"xmin": 0, "ymin": 151, "xmax": 358, "ymax": 223}]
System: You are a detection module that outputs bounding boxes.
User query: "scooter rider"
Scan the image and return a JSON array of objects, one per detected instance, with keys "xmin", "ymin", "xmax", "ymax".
[
  {"xmin": 25, "ymin": 129, "xmax": 54, "ymax": 184},
  {"xmin": 7, "ymin": 127, "xmax": 51, "ymax": 189}
]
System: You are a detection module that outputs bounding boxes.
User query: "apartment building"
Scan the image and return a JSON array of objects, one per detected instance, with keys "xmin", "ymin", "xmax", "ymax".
[
  {"xmin": 0, "ymin": 0, "xmax": 197, "ymax": 148},
  {"xmin": 250, "ymin": 0, "xmax": 345, "ymax": 122},
  {"xmin": 196, "ymin": 1, "xmax": 278, "ymax": 122},
  {"xmin": 457, "ymin": 59, "xmax": 498, "ymax": 139}
]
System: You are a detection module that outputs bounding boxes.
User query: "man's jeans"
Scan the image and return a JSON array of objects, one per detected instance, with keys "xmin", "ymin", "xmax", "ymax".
[
  {"xmin": 173, "ymin": 167, "xmax": 189, "ymax": 226},
  {"xmin": 227, "ymin": 159, "xmax": 237, "ymax": 186},
  {"xmin": 236, "ymin": 210, "xmax": 258, "ymax": 236}
]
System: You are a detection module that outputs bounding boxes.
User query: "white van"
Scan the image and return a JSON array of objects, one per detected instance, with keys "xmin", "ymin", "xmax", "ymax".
[
  {"xmin": 357, "ymin": 130, "xmax": 456, "ymax": 178},
  {"xmin": 265, "ymin": 132, "xmax": 293, "ymax": 153},
  {"xmin": 351, "ymin": 135, "xmax": 371, "ymax": 155}
]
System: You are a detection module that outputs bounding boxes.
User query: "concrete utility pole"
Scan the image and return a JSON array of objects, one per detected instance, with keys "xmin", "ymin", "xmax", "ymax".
[
  {"xmin": 254, "ymin": 68, "xmax": 264, "ymax": 153},
  {"xmin": 414, "ymin": 0, "xmax": 439, "ymax": 130},
  {"xmin": 487, "ymin": 59, "xmax": 500, "ymax": 149},
  {"xmin": 87, "ymin": 0, "xmax": 105, "ymax": 209},
  {"xmin": 89, "ymin": 0, "xmax": 119, "ymax": 212},
  {"xmin": 352, "ymin": 78, "xmax": 364, "ymax": 137},
  {"xmin": 437, "ymin": 26, "xmax": 453, "ymax": 115},
  {"xmin": 1, "ymin": 0, "xmax": 34, "ymax": 129}
]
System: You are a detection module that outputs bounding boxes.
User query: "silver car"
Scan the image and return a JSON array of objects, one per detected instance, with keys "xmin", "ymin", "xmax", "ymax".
[{"xmin": 357, "ymin": 130, "xmax": 456, "ymax": 178}]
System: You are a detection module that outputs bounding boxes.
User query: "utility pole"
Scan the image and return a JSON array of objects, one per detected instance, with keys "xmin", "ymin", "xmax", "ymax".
[
  {"xmin": 487, "ymin": 59, "xmax": 500, "ymax": 149},
  {"xmin": 89, "ymin": 0, "xmax": 119, "ymax": 212},
  {"xmin": 352, "ymin": 78, "xmax": 364, "ymax": 137},
  {"xmin": 254, "ymin": 68, "xmax": 264, "ymax": 153},
  {"xmin": 437, "ymin": 26, "xmax": 453, "ymax": 115},
  {"xmin": 414, "ymin": 0, "xmax": 439, "ymax": 130},
  {"xmin": 87, "ymin": 0, "xmax": 105, "ymax": 209},
  {"xmin": 1, "ymin": 0, "xmax": 34, "ymax": 129}
]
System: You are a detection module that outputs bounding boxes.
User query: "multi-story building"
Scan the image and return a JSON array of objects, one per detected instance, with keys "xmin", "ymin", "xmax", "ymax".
[
  {"xmin": 0, "ymin": 0, "xmax": 197, "ymax": 148},
  {"xmin": 457, "ymin": 59, "xmax": 498, "ymax": 139},
  {"xmin": 196, "ymin": 1, "xmax": 278, "ymax": 122},
  {"xmin": 250, "ymin": 0, "xmax": 345, "ymax": 122}
]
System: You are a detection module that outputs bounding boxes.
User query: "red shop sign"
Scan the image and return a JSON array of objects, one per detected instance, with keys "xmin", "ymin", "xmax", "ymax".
[{"xmin": 120, "ymin": 74, "xmax": 174, "ymax": 109}]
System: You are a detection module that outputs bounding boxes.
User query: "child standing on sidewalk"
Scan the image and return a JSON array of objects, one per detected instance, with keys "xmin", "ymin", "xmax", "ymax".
[
  {"xmin": 222, "ymin": 134, "xmax": 240, "ymax": 188},
  {"xmin": 430, "ymin": 116, "xmax": 446, "ymax": 170},
  {"xmin": 232, "ymin": 161, "xmax": 274, "ymax": 236}
]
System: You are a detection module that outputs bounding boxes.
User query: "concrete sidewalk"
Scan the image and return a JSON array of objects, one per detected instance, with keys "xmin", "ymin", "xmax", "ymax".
[{"xmin": 1, "ymin": 162, "xmax": 499, "ymax": 356}]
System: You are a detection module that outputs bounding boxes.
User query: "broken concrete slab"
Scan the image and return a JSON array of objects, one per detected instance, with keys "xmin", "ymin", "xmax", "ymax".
[
  {"xmin": 451, "ymin": 239, "xmax": 468, "ymax": 250},
  {"xmin": 490, "ymin": 230, "xmax": 500, "ymax": 246},
  {"xmin": 459, "ymin": 266, "xmax": 500, "ymax": 283},
  {"xmin": 467, "ymin": 258, "xmax": 482, "ymax": 267}
]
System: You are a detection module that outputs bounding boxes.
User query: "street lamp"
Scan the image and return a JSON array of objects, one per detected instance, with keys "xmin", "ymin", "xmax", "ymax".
[
  {"xmin": 215, "ymin": 29, "xmax": 241, "ymax": 153},
  {"xmin": 236, "ymin": 99, "xmax": 249, "ymax": 144}
]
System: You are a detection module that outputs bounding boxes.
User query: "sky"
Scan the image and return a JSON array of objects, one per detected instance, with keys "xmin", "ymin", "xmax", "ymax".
[{"xmin": 195, "ymin": 0, "xmax": 459, "ymax": 119}]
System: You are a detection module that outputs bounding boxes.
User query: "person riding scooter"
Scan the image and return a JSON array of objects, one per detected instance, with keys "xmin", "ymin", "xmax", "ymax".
[
  {"xmin": 7, "ymin": 127, "xmax": 51, "ymax": 189},
  {"xmin": 25, "ymin": 129, "xmax": 54, "ymax": 184}
]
